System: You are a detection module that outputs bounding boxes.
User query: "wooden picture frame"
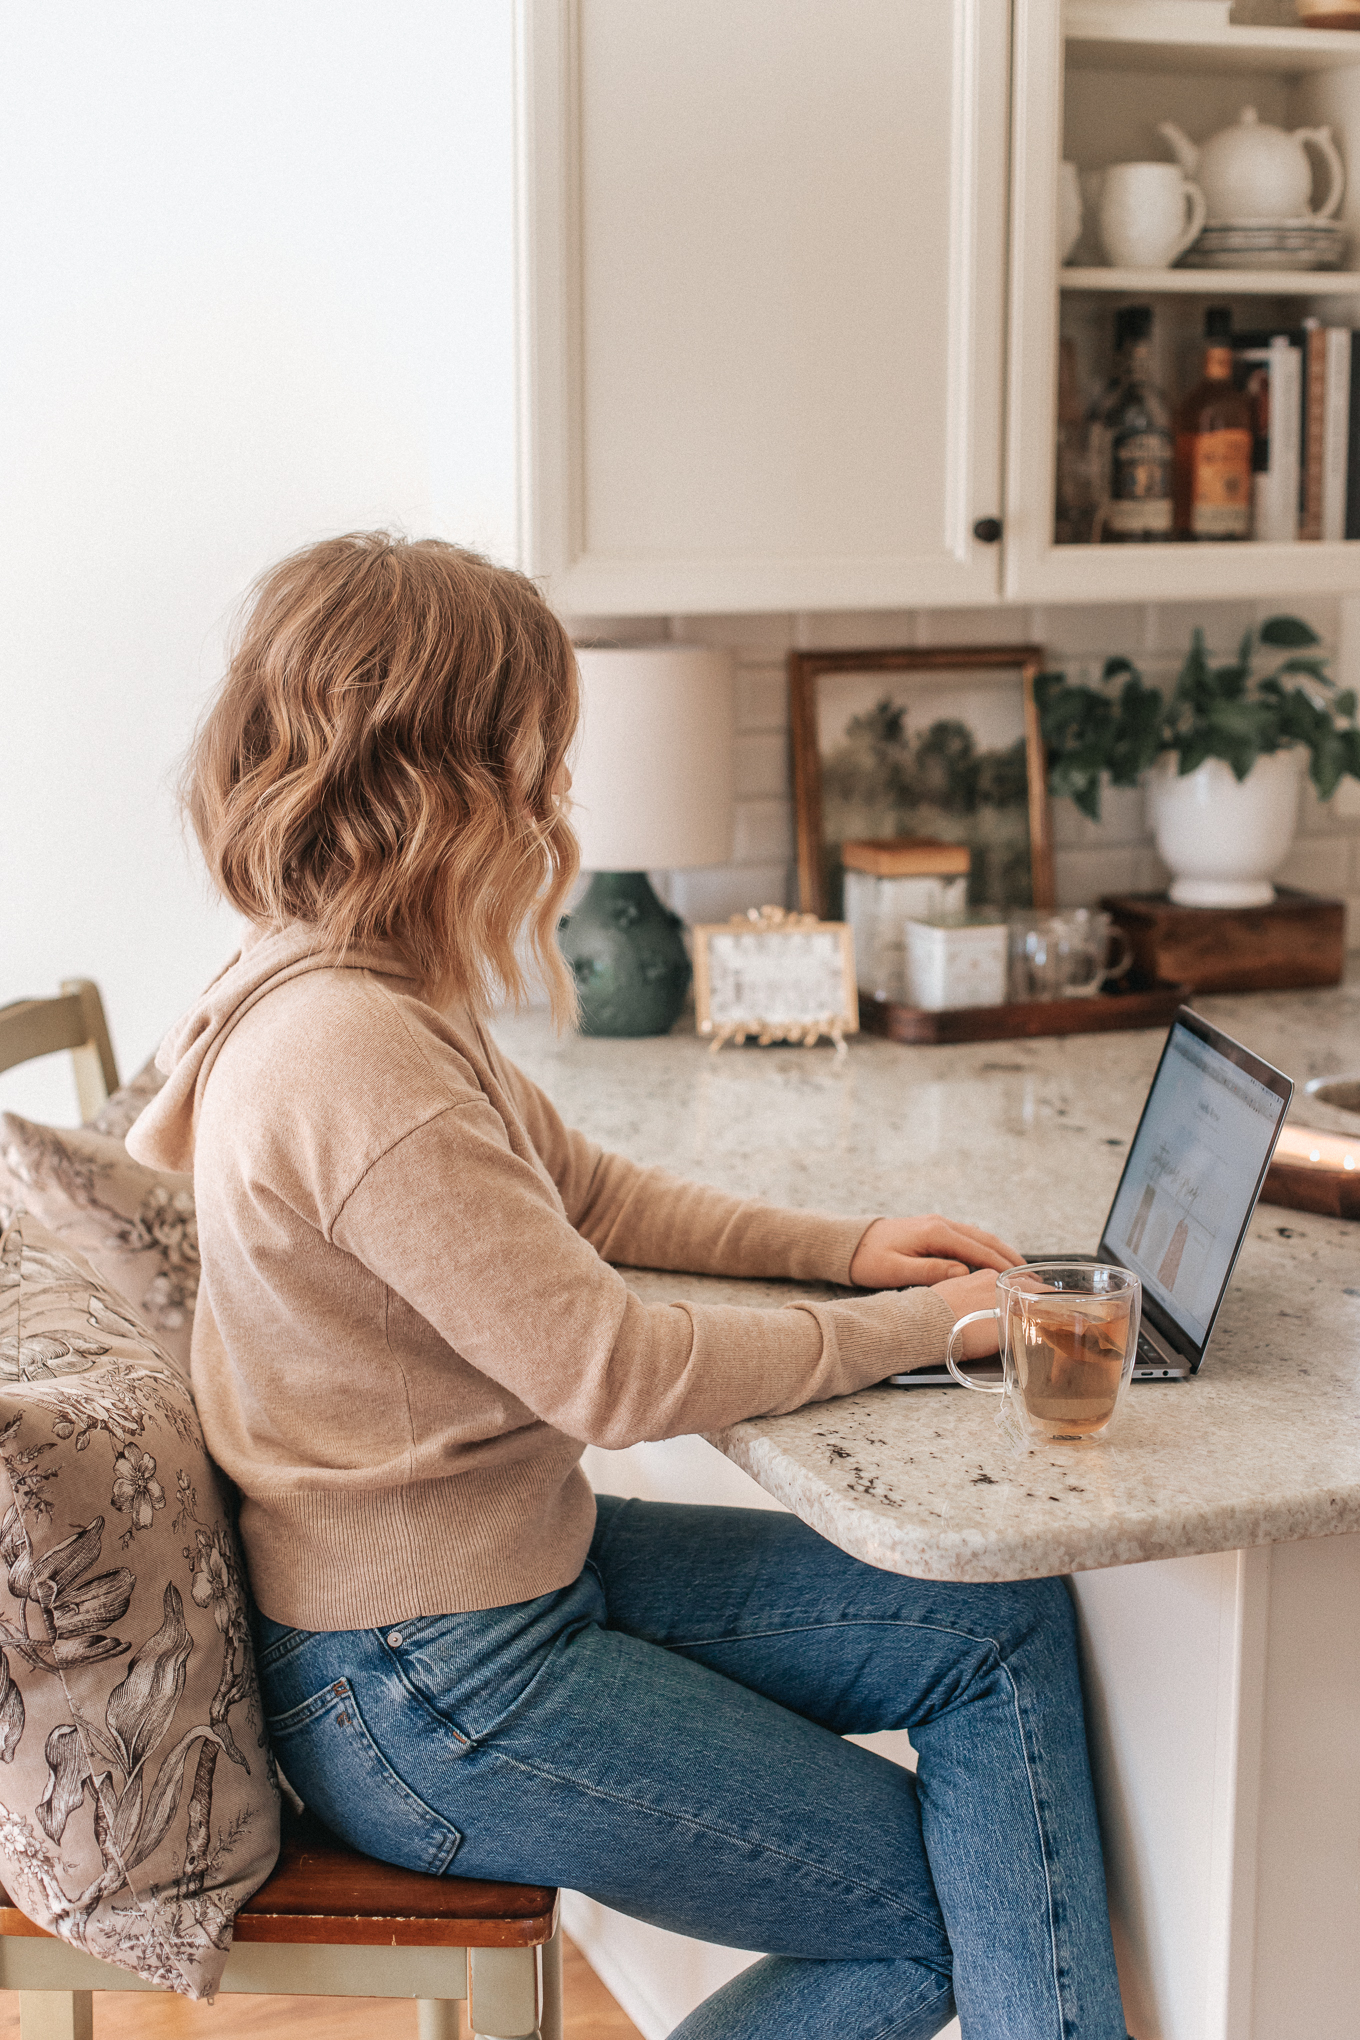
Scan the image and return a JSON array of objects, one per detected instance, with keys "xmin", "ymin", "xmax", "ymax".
[
  {"xmin": 691, "ymin": 908, "xmax": 858, "ymax": 1055},
  {"xmin": 788, "ymin": 643, "xmax": 1055, "ymax": 920}
]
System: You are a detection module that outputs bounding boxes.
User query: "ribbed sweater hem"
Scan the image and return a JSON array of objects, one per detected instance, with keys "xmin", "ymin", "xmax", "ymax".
[{"xmin": 241, "ymin": 1464, "xmax": 598, "ymax": 1630}]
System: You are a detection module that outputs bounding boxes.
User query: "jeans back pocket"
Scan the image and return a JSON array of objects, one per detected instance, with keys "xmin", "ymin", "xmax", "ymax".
[{"xmin": 267, "ymin": 1676, "xmax": 462, "ymax": 1876}]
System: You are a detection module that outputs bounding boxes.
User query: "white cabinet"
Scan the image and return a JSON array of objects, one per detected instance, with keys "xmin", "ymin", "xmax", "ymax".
[
  {"xmin": 1006, "ymin": 0, "xmax": 1360, "ymax": 602},
  {"xmin": 520, "ymin": 2, "xmax": 1360, "ymax": 618},
  {"xmin": 518, "ymin": 0, "xmax": 1010, "ymax": 615}
]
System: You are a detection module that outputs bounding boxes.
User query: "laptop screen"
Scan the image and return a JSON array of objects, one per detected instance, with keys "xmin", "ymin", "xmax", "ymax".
[{"xmin": 1099, "ymin": 1012, "xmax": 1292, "ymax": 1364}]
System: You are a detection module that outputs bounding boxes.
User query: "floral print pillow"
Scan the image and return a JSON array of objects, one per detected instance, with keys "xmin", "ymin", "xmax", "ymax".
[
  {"xmin": 0, "ymin": 1212, "xmax": 278, "ymax": 1998},
  {"xmin": 0, "ymin": 1114, "xmax": 198, "ymax": 1368},
  {"xmin": 85, "ymin": 1056, "xmax": 167, "ymax": 1144}
]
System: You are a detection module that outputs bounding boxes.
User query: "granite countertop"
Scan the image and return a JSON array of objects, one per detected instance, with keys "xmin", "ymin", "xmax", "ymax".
[{"xmin": 492, "ymin": 973, "xmax": 1360, "ymax": 1580}]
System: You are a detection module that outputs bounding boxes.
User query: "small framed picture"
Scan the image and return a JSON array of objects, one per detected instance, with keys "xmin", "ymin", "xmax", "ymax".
[
  {"xmin": 788, "ymin": 643, "xmax": 1055, "ymax": 919},
  {"xmin": 691, "ymin": 909, "xmax": 858, "ymax": 1054}
]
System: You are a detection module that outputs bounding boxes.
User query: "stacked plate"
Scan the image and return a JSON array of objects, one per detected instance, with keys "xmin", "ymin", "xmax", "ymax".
[{"xmin": 1184, "ymin": 218, "xmax": 1349, "ymax": 271}]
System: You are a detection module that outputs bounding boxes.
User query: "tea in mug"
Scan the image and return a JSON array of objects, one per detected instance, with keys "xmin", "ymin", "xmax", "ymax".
[{"xmin": 1012, "ymin": 1293, "xmax": 1133, "ymax": 1438}]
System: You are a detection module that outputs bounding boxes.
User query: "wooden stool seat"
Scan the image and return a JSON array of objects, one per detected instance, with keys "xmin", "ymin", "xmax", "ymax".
[
  {"xmin": 0, "ymin": 1807, "xmax": 559, "ymax": 1953},
  {"xmin": 0, "ymin": 1807, "xmax": 562, "ymax": 2037}
]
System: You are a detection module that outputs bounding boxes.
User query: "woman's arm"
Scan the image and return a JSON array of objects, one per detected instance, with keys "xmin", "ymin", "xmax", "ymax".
[
  {"xmin": 501, "ymin": 1057, "xmax": 1020, "ymax": 1287},
  {"xmin": 330, "ymin": 1093, "xmax": 966, "ymax": 1447}
]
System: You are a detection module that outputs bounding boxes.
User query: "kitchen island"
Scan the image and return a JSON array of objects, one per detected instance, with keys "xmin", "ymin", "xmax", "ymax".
[{"xmin": 492, "ymin": 977, "xmax": 1360, "ymax": 2040}]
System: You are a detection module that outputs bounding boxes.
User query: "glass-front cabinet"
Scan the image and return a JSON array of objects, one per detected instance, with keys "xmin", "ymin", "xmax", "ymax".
[{"xmin": 1007, "ymin": 0, "xmax": 1360, "ymax": 601}]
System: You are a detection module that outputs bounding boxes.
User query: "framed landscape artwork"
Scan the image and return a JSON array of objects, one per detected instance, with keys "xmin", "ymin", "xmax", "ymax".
[{"xmin": 788, "ymin": 644, "xmax": 1056, "ymax": 920}]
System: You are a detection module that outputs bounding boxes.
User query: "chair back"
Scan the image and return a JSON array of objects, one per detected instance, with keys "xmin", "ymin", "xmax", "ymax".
[{"xmin": 0, "ymin": 978, "xmax": 119, "ymax": 1120}]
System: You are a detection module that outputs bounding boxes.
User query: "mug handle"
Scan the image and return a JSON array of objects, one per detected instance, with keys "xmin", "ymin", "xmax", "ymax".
[
  {"xmin": 1171, "ymin": 178, "xmax": 1207, "ymax": 262},
  {"xmin": 1102, "ymin": 928, "xmax": 1134, "ymax": 986},
  {"xmin": 946, "ymin": 1310, "xmax": 1005, "ymax": 1392}
]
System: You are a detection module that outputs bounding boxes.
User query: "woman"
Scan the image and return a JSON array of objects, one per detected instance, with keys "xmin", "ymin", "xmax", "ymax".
[{"xmin": 131, "ymin": 534, "xmax": 1127, "ymax": 2039}]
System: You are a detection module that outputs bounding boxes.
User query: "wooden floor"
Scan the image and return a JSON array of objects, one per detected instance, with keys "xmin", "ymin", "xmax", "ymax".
[{"xmin": 0, "ymin": 1936, "xmax": 644, "ymax": 2039}]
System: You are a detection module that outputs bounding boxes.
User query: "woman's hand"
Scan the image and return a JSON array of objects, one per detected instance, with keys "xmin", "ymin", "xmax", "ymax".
[
  {"xmin": 930, "ymin": 1267, "xmax": 1006, "ymax": 1356},
  {"xmin": 849, "ymin": 1215, "xmax": 1024, "ymax": 1289}
]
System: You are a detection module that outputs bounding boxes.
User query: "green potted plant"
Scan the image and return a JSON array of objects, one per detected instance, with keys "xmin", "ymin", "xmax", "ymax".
[{"xmin": 1036, "ymin": 616, "xmax": 1360, "ymax": 907}]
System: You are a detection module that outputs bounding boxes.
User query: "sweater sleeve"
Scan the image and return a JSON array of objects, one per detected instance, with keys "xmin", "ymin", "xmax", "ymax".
[
  {"xmin": 329, "ymin": 1094, "xmax": 955, "ymax": 1449},
  {"xmin": 498, "ymin": 1053, "xmax": 876, "ymax": 1286}
]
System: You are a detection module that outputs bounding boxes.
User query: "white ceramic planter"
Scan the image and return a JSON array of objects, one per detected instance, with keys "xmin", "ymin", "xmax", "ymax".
[{"xmin": 1146, "ymin": 748, "xmax": 1304, "ymax": 908}]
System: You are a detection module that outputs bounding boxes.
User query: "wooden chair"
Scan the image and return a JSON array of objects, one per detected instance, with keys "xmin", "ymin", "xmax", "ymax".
[
  {"xmin": 0, "ymin": 980, "xmax": 119, "ymax": 1121},
  {"xmin": 0, "ymin": 1806, "xmax": 563, "ymax": 2040}
]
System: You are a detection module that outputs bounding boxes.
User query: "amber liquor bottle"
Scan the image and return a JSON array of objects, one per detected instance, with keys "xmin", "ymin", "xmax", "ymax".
[
  {"xmin": 1174, "ymin": 307, "xmax": 1254, "ymax": 541},
  {"xmin": 1094, "ymin": 306, "xmax": 1174, "ymax": 543}
]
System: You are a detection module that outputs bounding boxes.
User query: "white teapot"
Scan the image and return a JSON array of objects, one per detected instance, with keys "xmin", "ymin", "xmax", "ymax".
[{"xmin": 1159, "ymin": 107, "xmax": 1344, "ymax": 223}]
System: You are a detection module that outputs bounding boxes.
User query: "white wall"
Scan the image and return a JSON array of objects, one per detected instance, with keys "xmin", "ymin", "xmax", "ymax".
[{"xmin": 0, "ymin": 2, "xmax": 518, "ymax": 1123}]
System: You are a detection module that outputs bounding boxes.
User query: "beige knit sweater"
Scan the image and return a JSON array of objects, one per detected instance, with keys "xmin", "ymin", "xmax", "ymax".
[{"xmin": 129, "ymin": 925, "xmax": 956, "ymax": 1628}]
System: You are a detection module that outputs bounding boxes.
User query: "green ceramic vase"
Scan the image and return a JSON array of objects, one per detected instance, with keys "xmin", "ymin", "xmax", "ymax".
[{"xmin": 558, "ymin": 871, "xmax": 692, "ymax": 1037}]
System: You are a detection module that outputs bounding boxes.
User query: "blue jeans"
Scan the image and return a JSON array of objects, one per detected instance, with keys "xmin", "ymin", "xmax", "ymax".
[{"xmin": 255, "ymin": 1497, "xmax": 1126, "ymax": 2040}]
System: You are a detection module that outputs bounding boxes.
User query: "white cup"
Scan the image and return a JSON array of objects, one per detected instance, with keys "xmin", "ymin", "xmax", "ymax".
[{"xmin": 1098, "ymin": 161, "xmax": 1207, "ymax": 269}]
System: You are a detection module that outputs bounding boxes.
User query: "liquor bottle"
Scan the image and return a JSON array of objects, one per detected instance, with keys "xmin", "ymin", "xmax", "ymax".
[
  {"xmin": 1174, "ymin": 306, "xmax": 1254, "ymax": 541},
  {"xmin": 1092, "ymin": 305, "xmax": 1174, "ymax": 543}
]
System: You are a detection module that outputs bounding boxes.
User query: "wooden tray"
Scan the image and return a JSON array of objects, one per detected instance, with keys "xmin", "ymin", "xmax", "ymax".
[
  {"xmin": 1102, "ymin": 889, "xmax": 1345, "ymax": 994},
  {"xmin": 857, "ymin": 977, "xmax": 1189, "ymax": 1045},
  {"xmin": 1261, "ymin": 1126, "xmax": 1360, "ymax": 1222}
]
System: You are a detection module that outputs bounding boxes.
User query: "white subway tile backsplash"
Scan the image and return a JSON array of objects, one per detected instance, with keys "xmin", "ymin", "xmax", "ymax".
[
  {"xmin": 1038, "ymin": 604, "xmax": 1147, "ymax": 659},
  {"xmin": 735, "ymin": 665, "xmax": 788, "ymax": 733},
  {"xmin": 563, "ymin": 614, "xmax": 669, "ymax": 646},
  {"xmin": 1143, "ymin": 601, "xmax": 1262, "ymax": 656},
  {"xmin": 733, "ymin": 798, "xmax": 793, "ymax": 865},
  {"xmin": 1054, "ymin": 844, "xmax": 1169, "ymax": 908},
  {"xmin": 792, "ymin": 610, "xmax": 916, "ymax": 650},
  {"xmin": 733, "ymin": 732, "xmax": 789, "ymax": 800},
  {"xmin": 672, "ymin": 612, "xmax": 794, "ymax": 651},
  {"xmin": 904, "ymin": 607, "xmax": 1039, "ymax": 648},
  {"xmin": 671, "ymin": 863, "xmax": 792, "ymax": 924},
  {"xmin": 1298, "ymin": 779, "xmax": 1358, "ymax": 838},
  {"xmin": 1050, "ymin": 782, "xmax": 1148, "ymax": 851},
  {"xmin": 1276, "ymin": 837, "xmax": 1352, "ymax": 895}
]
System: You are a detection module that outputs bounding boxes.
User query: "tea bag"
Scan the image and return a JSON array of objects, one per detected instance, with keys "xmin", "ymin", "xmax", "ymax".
[{"xmin": 995, "ymin": 1381, "xmax": 1035, "ymax": 1458}]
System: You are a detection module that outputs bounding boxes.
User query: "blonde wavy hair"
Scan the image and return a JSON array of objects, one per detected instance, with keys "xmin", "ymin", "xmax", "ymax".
[{"xmin": 185, "ymin": 533, "xmax": 580, "ymax": 1021}]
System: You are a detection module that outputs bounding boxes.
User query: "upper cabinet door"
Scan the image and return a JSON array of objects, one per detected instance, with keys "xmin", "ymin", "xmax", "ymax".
[{"xmin": 519, "ymin": 0, "xmax": 1010, "ymax": 614}]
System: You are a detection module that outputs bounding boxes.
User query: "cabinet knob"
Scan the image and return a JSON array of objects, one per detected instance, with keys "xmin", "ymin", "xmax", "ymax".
[{"xmin": 972, "ymin": 516, "xmax": 1003, "ymax": 544}]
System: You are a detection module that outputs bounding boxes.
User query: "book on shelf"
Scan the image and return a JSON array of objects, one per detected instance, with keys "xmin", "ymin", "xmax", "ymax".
[
  {"xmin": 1323, "ymin": 327, "xmax": 1351, "ymax": 545},
  {"xmin": 1304, "ymin": 324, "xmax": 1326, "ymax": 542},
  {"xmin": 1233, "ymin": 334, "xmax": 1300, "ymax": 544},
  {"xmin": 1233, "ymin": 321, "xmax": 1353, "ymax": 545}
]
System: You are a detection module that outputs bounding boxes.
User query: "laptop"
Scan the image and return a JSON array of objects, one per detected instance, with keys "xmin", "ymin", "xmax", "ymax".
[{"xmin": 888, "ymin": 1007, "xmax": 1294, "ymax": 1388}]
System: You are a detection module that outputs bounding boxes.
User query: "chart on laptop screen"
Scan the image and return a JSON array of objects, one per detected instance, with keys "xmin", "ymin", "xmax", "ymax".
[{"xmin": 1106, "ymin": 1025, "xmax": 1283, "ymax": 1346}]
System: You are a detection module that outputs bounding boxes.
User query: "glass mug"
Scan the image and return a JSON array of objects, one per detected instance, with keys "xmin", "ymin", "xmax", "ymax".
[
  {"xmin": 946, "ymin": 1263, "xmax": 1142, "ymax": 1444},
  {"xmin": 1008, "ymin": 910, "xmax": 1133, "ymax": 1001}
]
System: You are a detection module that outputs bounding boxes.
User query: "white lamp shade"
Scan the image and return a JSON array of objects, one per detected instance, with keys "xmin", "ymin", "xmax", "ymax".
[{"xmin": 570, "ymin": 645, "xmax": 736, "ymax": 870}]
